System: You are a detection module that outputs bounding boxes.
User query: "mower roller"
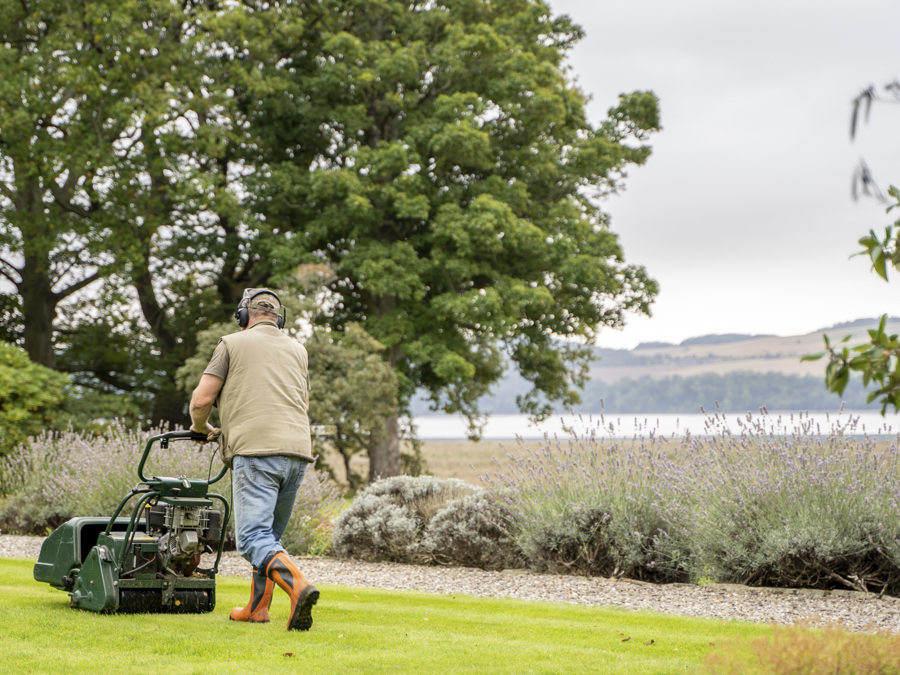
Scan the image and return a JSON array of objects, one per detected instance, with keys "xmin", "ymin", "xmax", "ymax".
[{"xmin": 34, "ymin": 430, "xmax": 229, "ymax": 614}]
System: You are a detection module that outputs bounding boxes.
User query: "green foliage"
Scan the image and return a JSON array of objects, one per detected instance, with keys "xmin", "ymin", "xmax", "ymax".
[
  {"xmin": 0, "ymin": 0, "xmax": 138, "ymax": 367},
  {"xmin": 805, "ymin": 315, "xmax": 900, "ymax": 413},
  {"xmin": 306, "ymin": 324, "xmax": 401, "ymax": 488},
  {"xmin": 0, "ymin": 342, "xmax": 69, "ymax": 455},
  {"xmin": 1, "ymin": 0, "xmax": 306, "ymax": 421},
  {"xmin": 806, "ymin": 80, "xmax": 900, "ymax": 414},
  {"xmin": 55, "ymin": 386, "xmax": 144, "ymax": 434},
  {"xmin": 4, "ymin": 0, "xmax": 659, "ymax": 470}
]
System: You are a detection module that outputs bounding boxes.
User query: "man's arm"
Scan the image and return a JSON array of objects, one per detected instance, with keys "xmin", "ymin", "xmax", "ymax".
[{"xmin": 190, "ymin": 373, "xmax": 224, "ymax": 438}]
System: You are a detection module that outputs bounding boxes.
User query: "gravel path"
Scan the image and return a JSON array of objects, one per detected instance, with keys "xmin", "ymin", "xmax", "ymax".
[{"xmin": 5, "ymin": 534, "xmax": 899, "ymax": 633}]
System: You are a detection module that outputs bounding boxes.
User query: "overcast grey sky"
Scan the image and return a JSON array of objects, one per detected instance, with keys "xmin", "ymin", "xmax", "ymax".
[{"xmin": 548, "ymin": 0, "xmax": 900, "ymax": 349}]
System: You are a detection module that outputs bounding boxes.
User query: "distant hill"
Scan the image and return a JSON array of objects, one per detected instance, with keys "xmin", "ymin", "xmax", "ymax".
[
  {"xmin": 412, "ymin": 317, "xmax": 900, "ymax": 415},
  {"xmin": 585, "ymin": 317, "xmax": 900, "ymax": 385},
  {"xmin": 820, "ymin": 317, "xmax": 900, "ymax": 332},
  {"xmin": 678, "ymin": 333, "xmax": 777, "ymax": 347}
]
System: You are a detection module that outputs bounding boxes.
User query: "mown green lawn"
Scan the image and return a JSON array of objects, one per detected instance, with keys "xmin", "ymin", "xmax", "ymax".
[{"xmin": 1, "ymin": 557, "xmax": 772, "ymax": 674}]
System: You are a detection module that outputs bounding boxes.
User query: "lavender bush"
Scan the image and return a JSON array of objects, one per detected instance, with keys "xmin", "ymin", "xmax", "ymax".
[
  {"xmin": 482, "ymin": 410, "xmax": 900, "ymax": 594},
  {"xmin": 10, "ymin": 412, "xmax": 898, "ymax": 594},
  {"xmin": 0, "ymin": 424, "xmax": 221, "ymax": 534},
  {"xmin": 484, "ymin": 427, "xmax": 692, "ymax": 582},
  {"xmin": 0, "ymin": 425, "xmax": 346, "ymax": 558},
  {"xmin": 684, "ymin": 411, "xmax": 900, "ymax": 594}
]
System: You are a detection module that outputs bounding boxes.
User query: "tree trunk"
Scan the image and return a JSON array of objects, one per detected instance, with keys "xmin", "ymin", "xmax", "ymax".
[
  {"xmin": 15, "ymin": 175, "xmax": 102, "ymax": 369},
  {"xmin": 21, "ymin": 272, "xmax": 56, "ymax": 368},
  {"xmin": 19, "ymin": 191, "xmax": 57, "ymax": 368},
  {"xmin": 337, "ymin": 441, "xmax": 358, "ymax": 491},
  {"xmin": 368, "ymin": 414, "xmax": 401, "ymax": 482}
]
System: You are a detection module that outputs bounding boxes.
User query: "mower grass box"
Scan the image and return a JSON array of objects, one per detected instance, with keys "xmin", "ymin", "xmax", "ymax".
[{"xmin": 34, "ymin": 430, "xmax": 229, "ymax": 614}]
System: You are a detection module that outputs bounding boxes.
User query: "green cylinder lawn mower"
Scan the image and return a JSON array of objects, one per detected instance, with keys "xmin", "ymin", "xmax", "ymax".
[{"xmin": 33, "ymin": 430, "xmax": 230, "ymax": 614}]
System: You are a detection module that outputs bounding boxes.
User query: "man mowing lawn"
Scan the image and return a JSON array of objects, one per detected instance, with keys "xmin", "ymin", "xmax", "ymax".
[{"xmin": 190, "ymin": 288, "xmax": 320, "ymax": 631}]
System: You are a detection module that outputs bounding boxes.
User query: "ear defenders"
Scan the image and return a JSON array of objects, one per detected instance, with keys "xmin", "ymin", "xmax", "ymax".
[{"xmin": 234, "ymin": 288, "xmax": 286, "ymax": 329}]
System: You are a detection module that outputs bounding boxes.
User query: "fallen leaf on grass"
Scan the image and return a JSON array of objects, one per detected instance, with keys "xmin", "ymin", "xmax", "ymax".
[
  {"xmin": 644, "ymin": 640, "xmax": 655, "ymax": 646},
  {"xmin": 621, "ymin": 636, "xmax": 631, "ymax": 642}
]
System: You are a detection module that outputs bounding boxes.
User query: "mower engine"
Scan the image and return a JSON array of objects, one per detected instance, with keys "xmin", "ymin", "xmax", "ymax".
[
  {"xmin": 148, "ymin": 503, "xmax": 223, "ymax": 577},
  {"xmin": 34, "ymin": 431, "xmax": 229, "ymax": 614}
]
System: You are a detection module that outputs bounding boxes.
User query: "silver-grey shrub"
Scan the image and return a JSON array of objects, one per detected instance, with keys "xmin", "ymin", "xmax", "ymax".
[
  {"xmin": 423, "ymin": 491, "xmax": 522, "ymax": 570},
  {"xmin": 332, "ymin": 475, "xmax": 482, "ymax": 563}
]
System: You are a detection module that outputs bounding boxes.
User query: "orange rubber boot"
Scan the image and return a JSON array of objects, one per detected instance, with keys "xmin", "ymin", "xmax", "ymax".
[
  {"xmin": 265, "ymin": 551, "xmax": 319, "ymax": 631},
  {"xmin": 229, "ymin": 567, "xmax": 273, "ymax": 623}
]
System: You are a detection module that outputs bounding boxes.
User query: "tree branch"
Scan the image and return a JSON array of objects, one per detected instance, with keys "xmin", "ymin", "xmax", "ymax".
[
  {"xmin": 0, "ymin": 255, "xmax": 22, "ymax": 285},
  {"xmin": 52, "ymin": 269, "xmax": 102, "ymax": 303},
  {"xmin": 47, "ymin": 182, "xmax": 94, "ymax": 218},
  {"xmin": 0, "ymin": 178, "xmax": 16, "ymax": 202}
]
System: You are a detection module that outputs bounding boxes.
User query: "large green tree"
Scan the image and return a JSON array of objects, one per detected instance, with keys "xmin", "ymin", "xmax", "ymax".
[
  {"xmin": 0, "ymin": 0, "xmax": 138, "ymax": 367},
  {"xmin": 0, "ymin": 0, "xmax": 317, "ymax": 422},
  {"xmin": 256, "ymin": 0, "xmax": 661, "ymax": 477}
]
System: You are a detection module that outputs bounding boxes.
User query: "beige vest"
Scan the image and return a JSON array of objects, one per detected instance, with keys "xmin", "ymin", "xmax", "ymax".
[{"xmin": 216, "ymin": 322, "xmax": 313, "ymax": 466}]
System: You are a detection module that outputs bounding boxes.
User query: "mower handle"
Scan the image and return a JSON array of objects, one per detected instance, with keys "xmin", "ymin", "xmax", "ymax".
[{"xmin": 137, "ymin": 430, "xmax": 228, "ymax": 484}]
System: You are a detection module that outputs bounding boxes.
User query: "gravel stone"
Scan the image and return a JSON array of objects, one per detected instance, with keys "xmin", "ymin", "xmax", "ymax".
[{"xmin": 5, "ymin": 534, "xmax": 898, "ymax": 633}]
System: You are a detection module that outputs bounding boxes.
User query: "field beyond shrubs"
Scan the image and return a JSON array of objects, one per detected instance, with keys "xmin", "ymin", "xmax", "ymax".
[{"xmin": 2, "ymin": 411, "xmax": 900, "ymax": 598}]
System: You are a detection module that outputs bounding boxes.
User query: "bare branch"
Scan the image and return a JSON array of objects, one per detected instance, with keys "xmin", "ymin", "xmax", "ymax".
[
  {"xmin": 852, "ymin": 160, "xmax": 888, "ymax": 203},
  {"xmin": 851, "ymin": 81, "xmax": 900, "ymax": 140}
]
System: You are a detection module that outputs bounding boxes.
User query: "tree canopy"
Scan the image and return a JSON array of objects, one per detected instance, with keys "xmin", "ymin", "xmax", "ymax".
[
  {"xmin": 2, "ymin": 0, "xmax": 660, "ymax": 478},
  {"xmin": 253, "ymin": 0, "xmax": 660, "ymax": 475}
]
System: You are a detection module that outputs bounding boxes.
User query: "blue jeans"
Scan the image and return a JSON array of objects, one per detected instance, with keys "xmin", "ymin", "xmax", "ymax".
[{"xmin": 232, "ymin": 455, "xmax": 308, "ymax": 570}]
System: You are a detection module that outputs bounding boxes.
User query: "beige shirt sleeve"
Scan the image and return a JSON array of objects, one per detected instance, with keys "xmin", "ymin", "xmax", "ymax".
[{"xmin": 203, "ymin": 340, "xmax": 230, "ymax": 381}]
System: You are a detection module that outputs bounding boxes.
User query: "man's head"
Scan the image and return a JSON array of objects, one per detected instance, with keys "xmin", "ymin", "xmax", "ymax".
[{"xmin": 234, "ymin": 288, "xmax": 284, "ymax": 329}]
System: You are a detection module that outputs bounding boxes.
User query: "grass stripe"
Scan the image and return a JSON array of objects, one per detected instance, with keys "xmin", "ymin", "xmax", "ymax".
[{"xmin": 2, "ymin": 558, "xmax": 771, "ymax": 674}]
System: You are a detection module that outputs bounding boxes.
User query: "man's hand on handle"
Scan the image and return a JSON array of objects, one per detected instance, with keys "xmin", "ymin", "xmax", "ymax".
[{"xmin": 190, "ymin": 422, "xmax": 221, "ymax": 444}]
